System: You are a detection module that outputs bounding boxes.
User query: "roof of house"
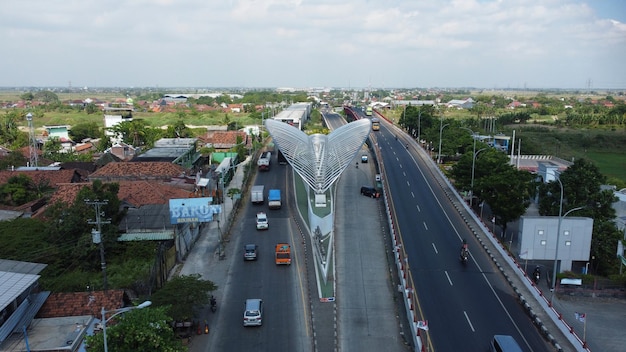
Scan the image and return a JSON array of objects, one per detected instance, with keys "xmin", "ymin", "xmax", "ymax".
[
  {"xmin": 88, "ymin": 162, "xmax": 185, "ymax": 181},
  {"xmin": 198, "ymin": 130, "xmax": 249, "ymax": 149},
  {"xmin": 36, "ymin": 290, "xmax": 128, "ymax": 319},
  {"xmin": 0, "ymin": 169, "xmax": 84, "ymax": 186},
  {"xmin": 50, "ymin": 181, "xmax": 192, "ymax": 207}
]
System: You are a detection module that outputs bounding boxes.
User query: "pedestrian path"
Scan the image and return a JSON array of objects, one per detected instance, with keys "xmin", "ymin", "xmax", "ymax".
[{"xmin": 174, "ymin": 156, "xmax": 251, "ymax": 350}]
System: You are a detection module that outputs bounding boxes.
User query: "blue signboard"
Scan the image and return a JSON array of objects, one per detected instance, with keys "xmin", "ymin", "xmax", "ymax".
[{"xmin": 169, "ymin": 197, "xmax": 222, "ymax": 224}]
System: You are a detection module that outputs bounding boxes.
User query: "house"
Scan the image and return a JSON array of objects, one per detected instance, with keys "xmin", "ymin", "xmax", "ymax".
[
  {"xmin": 446, "ymin": 98, "xmax": 475, "ymax": 109},
  {"xmin": 103, "ymin": 107, "xmax": 133, "ymax": 144},
  {"xmin": 132, "ymin": 138, "xmax": 200, "ymax": 170},
  {"xmin": 199, "ymin": 130, "xmax": 250, "ymax": 152},
  {"xmin": 88, "ymin": 162, "xmax": 186, "ymax": 182},
  {"xmin": 0, "ymin": 259, "xmax": 58, "ymax": 351},
  {"xmin": 0, "ymin": 169, "xmax": 85, "ymax": 187},
  {"xmin": 105, "ymin": 141, "xmax": 137, "ymax": 161}
]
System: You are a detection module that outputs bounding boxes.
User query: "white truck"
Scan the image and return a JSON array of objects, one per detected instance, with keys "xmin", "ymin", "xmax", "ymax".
[
  {"xmin": 251, "ymin": 185, "xmax": 265, "ymax": 204},
  {"xmin": 257, "ymin": 151, "xmax": 271, "ymax": 171}
]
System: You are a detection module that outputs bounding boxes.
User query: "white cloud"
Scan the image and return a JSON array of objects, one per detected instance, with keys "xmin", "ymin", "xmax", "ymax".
[{"xmin": 0, "ymin": 0, "xmax": 624, "ymax": 88}]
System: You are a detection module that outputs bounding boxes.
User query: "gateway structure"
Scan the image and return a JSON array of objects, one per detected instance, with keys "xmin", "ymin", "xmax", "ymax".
[{"xmin": 265, "ymin": 118, "xmax": 371, "ymax": 286}]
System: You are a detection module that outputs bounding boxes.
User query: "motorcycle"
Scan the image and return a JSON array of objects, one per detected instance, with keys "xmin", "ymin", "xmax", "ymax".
[
  {"xmin": 533, "ymin": 268, "xmax": 540, "ymax": 284},
  {"xmin": 460, "ymin": 248, "xmax": 469, "ymax": 265},
  {"xmin": 210, "ymin": 296, "xmax": 217, "ymax": 313}
]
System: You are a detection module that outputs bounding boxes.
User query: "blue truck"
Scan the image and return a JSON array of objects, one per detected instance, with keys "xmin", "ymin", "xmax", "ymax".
[{"xmin": 268, "ymin": 189, "xmax": 281, "ymax": 209}]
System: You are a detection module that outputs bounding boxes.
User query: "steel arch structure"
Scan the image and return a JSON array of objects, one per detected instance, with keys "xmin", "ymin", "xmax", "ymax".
[{"xmin": 265, "ymin": 118, "xmax": 371, "ymax": 194}]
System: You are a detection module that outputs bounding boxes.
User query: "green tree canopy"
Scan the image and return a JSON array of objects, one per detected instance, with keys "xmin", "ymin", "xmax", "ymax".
[
  {"xmin": 537, "ymin": 158, "xmax": 620, "ymax": 275},
  {"xmin": 150, "ymin": 274, "xmax": 217, "ymax": 321},
  {"xmin": 69, "ymin": 122, "xmax": 101, "ymax": 142},
  {"xmin": 84, "ymin": 305, "xmax": 185, "ymax": 352}
]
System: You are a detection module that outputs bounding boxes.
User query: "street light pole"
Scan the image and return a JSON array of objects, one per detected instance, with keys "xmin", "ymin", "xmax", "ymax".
[
  {"xmin": 418, "ymin": 109, "xmax": 422, "ymax": 144},
  {"xmin": 549, "ymin": 173, "xmax": 585, "ymax": 302},
  {"xmin": 470, "ymin": 148, "xmax": 488, "ymax": 206},
  {"xmin": 102, "ymin": 301, "xmax": 152, "ymax": 352},
  {"xmin": 437, "ymin": 117, "xmax": 450, "ymax": 164},
  {"xmin": 460, "ymin": 127, "xmax": 477, "ymax": 205}
]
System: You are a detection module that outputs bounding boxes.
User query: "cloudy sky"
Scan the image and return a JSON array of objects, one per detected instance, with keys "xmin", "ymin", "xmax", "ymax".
[{"xmin": 2, "ymin": 0, "xmax": 625, "ymax": 89}]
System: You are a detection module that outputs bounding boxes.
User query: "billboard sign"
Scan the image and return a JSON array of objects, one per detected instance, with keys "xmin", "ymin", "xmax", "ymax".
[{"xmin": 169, "ymin": 198, "xmax": 221, "ymax": 224}]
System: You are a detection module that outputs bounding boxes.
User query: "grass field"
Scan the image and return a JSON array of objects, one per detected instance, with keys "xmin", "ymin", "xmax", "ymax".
[{"xmin": 580, "ymin": 150, "xmax": 626, "ymax": 182}]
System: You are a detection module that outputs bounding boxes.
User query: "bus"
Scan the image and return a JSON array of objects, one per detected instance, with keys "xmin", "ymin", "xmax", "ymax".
[
  {"xmin": 371, "ymin": 117, "xmax": 380, "ymax": 131},
  {"xmin": 365, "ymin": 106, "xmax": 373, "ymax": 116}
]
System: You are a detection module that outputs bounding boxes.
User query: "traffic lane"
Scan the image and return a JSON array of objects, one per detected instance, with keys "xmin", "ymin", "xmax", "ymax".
[
  {"xmin": 403, "ymin": 192, "xmax": 551, "ymax": 350},
  {"xmin": 212, "ymin": 218, "xmax": 303, "ymax": 351},
  {"xmin": 336, "ymin": 191, "xmax": 403, "ymax": 351},
  {"xmin": 386, "ymin": 145, "xmax": 551, "ymax": 351}
]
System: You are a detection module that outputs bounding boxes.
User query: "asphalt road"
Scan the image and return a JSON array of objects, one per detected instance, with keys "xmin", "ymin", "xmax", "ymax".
[{"xmin": 376, "ymin": 124, "xmax": 554, "ymax": 352}]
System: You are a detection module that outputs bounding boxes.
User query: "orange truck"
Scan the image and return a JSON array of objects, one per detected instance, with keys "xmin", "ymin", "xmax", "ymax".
[{"xmin": 275, "ymin": 243, "xmax": 291, "ymax": 265}]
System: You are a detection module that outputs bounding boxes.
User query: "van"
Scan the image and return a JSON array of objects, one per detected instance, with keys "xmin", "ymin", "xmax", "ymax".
[
  {"xmin": 489, "ymin": 335, "xmax": 523, "ymax": 352},
  {"xmin": 243, "ymin": 298, "xmax": 263, "ymax": 327}
]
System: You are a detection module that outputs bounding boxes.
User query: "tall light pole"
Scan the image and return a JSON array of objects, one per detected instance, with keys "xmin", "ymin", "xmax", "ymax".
[
  {"xmin": 417, "ymin": 109, "xmax": 422, "ymax": 144},
  {"xmin": 469, "ymin": 147, "xmax": 488, "ymax": 206},
  {"xmin": 460, "ymin": 127, "xmax": 477, "ymax": 203},
  {"xmin": 26, "ymin": 113, "xmax": 38, "ymax": 168},
  {"xmin": 102, "ymin": 301, "xmax": 152, "ymax": 352},
  {"xmin": 549, "ymin": 174, "xmax": 585, "ymax": 301},
  {"xmin": 437, "ymin": 118, "xmax": 449, "ymax": 164}
]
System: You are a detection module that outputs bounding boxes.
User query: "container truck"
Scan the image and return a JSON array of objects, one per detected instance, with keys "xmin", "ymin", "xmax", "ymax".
[
  {"xmin": 268, "ymin": 189, "xmax": 282, "ymax": 209},
  {"xmin": 251, "ymin": 185, "xmax": 264, "ymax": 204}
]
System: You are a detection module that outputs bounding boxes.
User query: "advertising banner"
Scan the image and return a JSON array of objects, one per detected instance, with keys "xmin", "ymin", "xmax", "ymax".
[{"xmin": 169, "ymin": 198, "xmax": 221, "ymax": 224}]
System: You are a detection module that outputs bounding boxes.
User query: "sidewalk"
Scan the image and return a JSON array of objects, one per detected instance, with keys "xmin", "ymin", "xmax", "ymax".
[{"xmin": 174, "ymin": 156, "xmax": 251, "ymax": 350}]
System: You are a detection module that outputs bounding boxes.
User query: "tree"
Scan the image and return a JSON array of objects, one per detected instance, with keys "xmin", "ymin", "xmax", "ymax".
[
  {"xmin": 472, "ymin": 151, "xmax": 535, "ymax": 234},
  {"xmin": 150, "ymin": 274, "xmax": 217, "ymax": 321},
  {"xmin": 85, "ymin": 102, "xmax": 99, "ymax": 114},
  {"xmin": 0, "ymin": 174, "xmax": 52, "ymax": 206},
  {"xmin": 42, "ymin": 136, "xmax": 63, "ymax": 158},
  {"xmin": 0, "ymin": 110, "xmax": 23, "ymax": 146},
  {"xmin": 20, "ymin": 92, "xmax": 34, "ymax": 101},
  {"xmin": 33, "ymin": 90, "xmax": 59, "ymax": 103},
  {"xmin": 0, "ymin": 151, "xmax": 27, "ymax": 170},
  {"xmin": 164, "ymin": 120, "xmax": 192, "ymax": 138},
  {"xmin": 537, "ymin": 158, "xmax": 620, "ymax": 275},
  {"xmin": 84, "ymin": 305, "xmax": 185, "ymax": 352},
  {"xmin": 70, "ymin": 122, "xmax": 101, "ymax": 142}
]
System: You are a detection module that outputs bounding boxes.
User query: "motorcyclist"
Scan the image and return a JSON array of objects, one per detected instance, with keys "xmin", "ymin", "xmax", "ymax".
[
  {"xmin": 210, "ymin": 296, "xmax": 217, "ymax": 312},
  {"xmin": 460, "ymin": 239, "xmax": 469, "ymax": 261},
  {"xmin": 533, "ymin": 266, "xmax": 541, "ymax": 283}
]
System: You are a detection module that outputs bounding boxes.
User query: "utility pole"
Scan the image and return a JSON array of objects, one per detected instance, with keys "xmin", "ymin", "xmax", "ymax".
[{"xmin": 86, "ymin": 199, "xmax": 111, "ymax": 291}]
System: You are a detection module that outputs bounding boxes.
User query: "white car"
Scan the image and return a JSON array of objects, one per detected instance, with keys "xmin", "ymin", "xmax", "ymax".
[
  {"xmin": 361, "ymin": 155, "xmax": 368, "ymax": 163},
  {"xmin": 256, "ymin": 212, "xmax": 268, "ymax": 230}
]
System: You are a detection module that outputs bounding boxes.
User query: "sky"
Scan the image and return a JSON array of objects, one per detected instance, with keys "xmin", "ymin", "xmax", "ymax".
[{"xmin": 1, "ymin": 0, "xmax": 625, "ymax": 90}]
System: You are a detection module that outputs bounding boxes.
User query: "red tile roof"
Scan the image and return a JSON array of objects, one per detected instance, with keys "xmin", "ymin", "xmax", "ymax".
[
  {"xmin": 89, "ymin": 162, "xmax": 185, "ymax": 181},
  {"xmin": 50, "ymin": 181, "xmax": 192, "ymax": 207},
  {"xmin": 37, "ymin": 290, "xmax": 128, "ymax": 319},
  {"xmin": 0, "ymin": 169, "xmax": 84, "ymax": 186}
]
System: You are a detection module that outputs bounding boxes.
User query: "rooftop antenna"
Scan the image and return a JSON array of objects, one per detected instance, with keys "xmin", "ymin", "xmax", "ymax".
[{"xmin": 26, "ymin": 113, "xmax": 38, "ymax": 167}]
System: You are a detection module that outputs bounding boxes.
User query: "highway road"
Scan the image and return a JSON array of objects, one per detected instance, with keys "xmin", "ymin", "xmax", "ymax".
[
  {"xmin": 374, "ymin": 118, "xmax": 553, "ymax": 351},
  {"xmin": 205, "ymin": 158, "xmax": 311, "ymax": 351}
]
